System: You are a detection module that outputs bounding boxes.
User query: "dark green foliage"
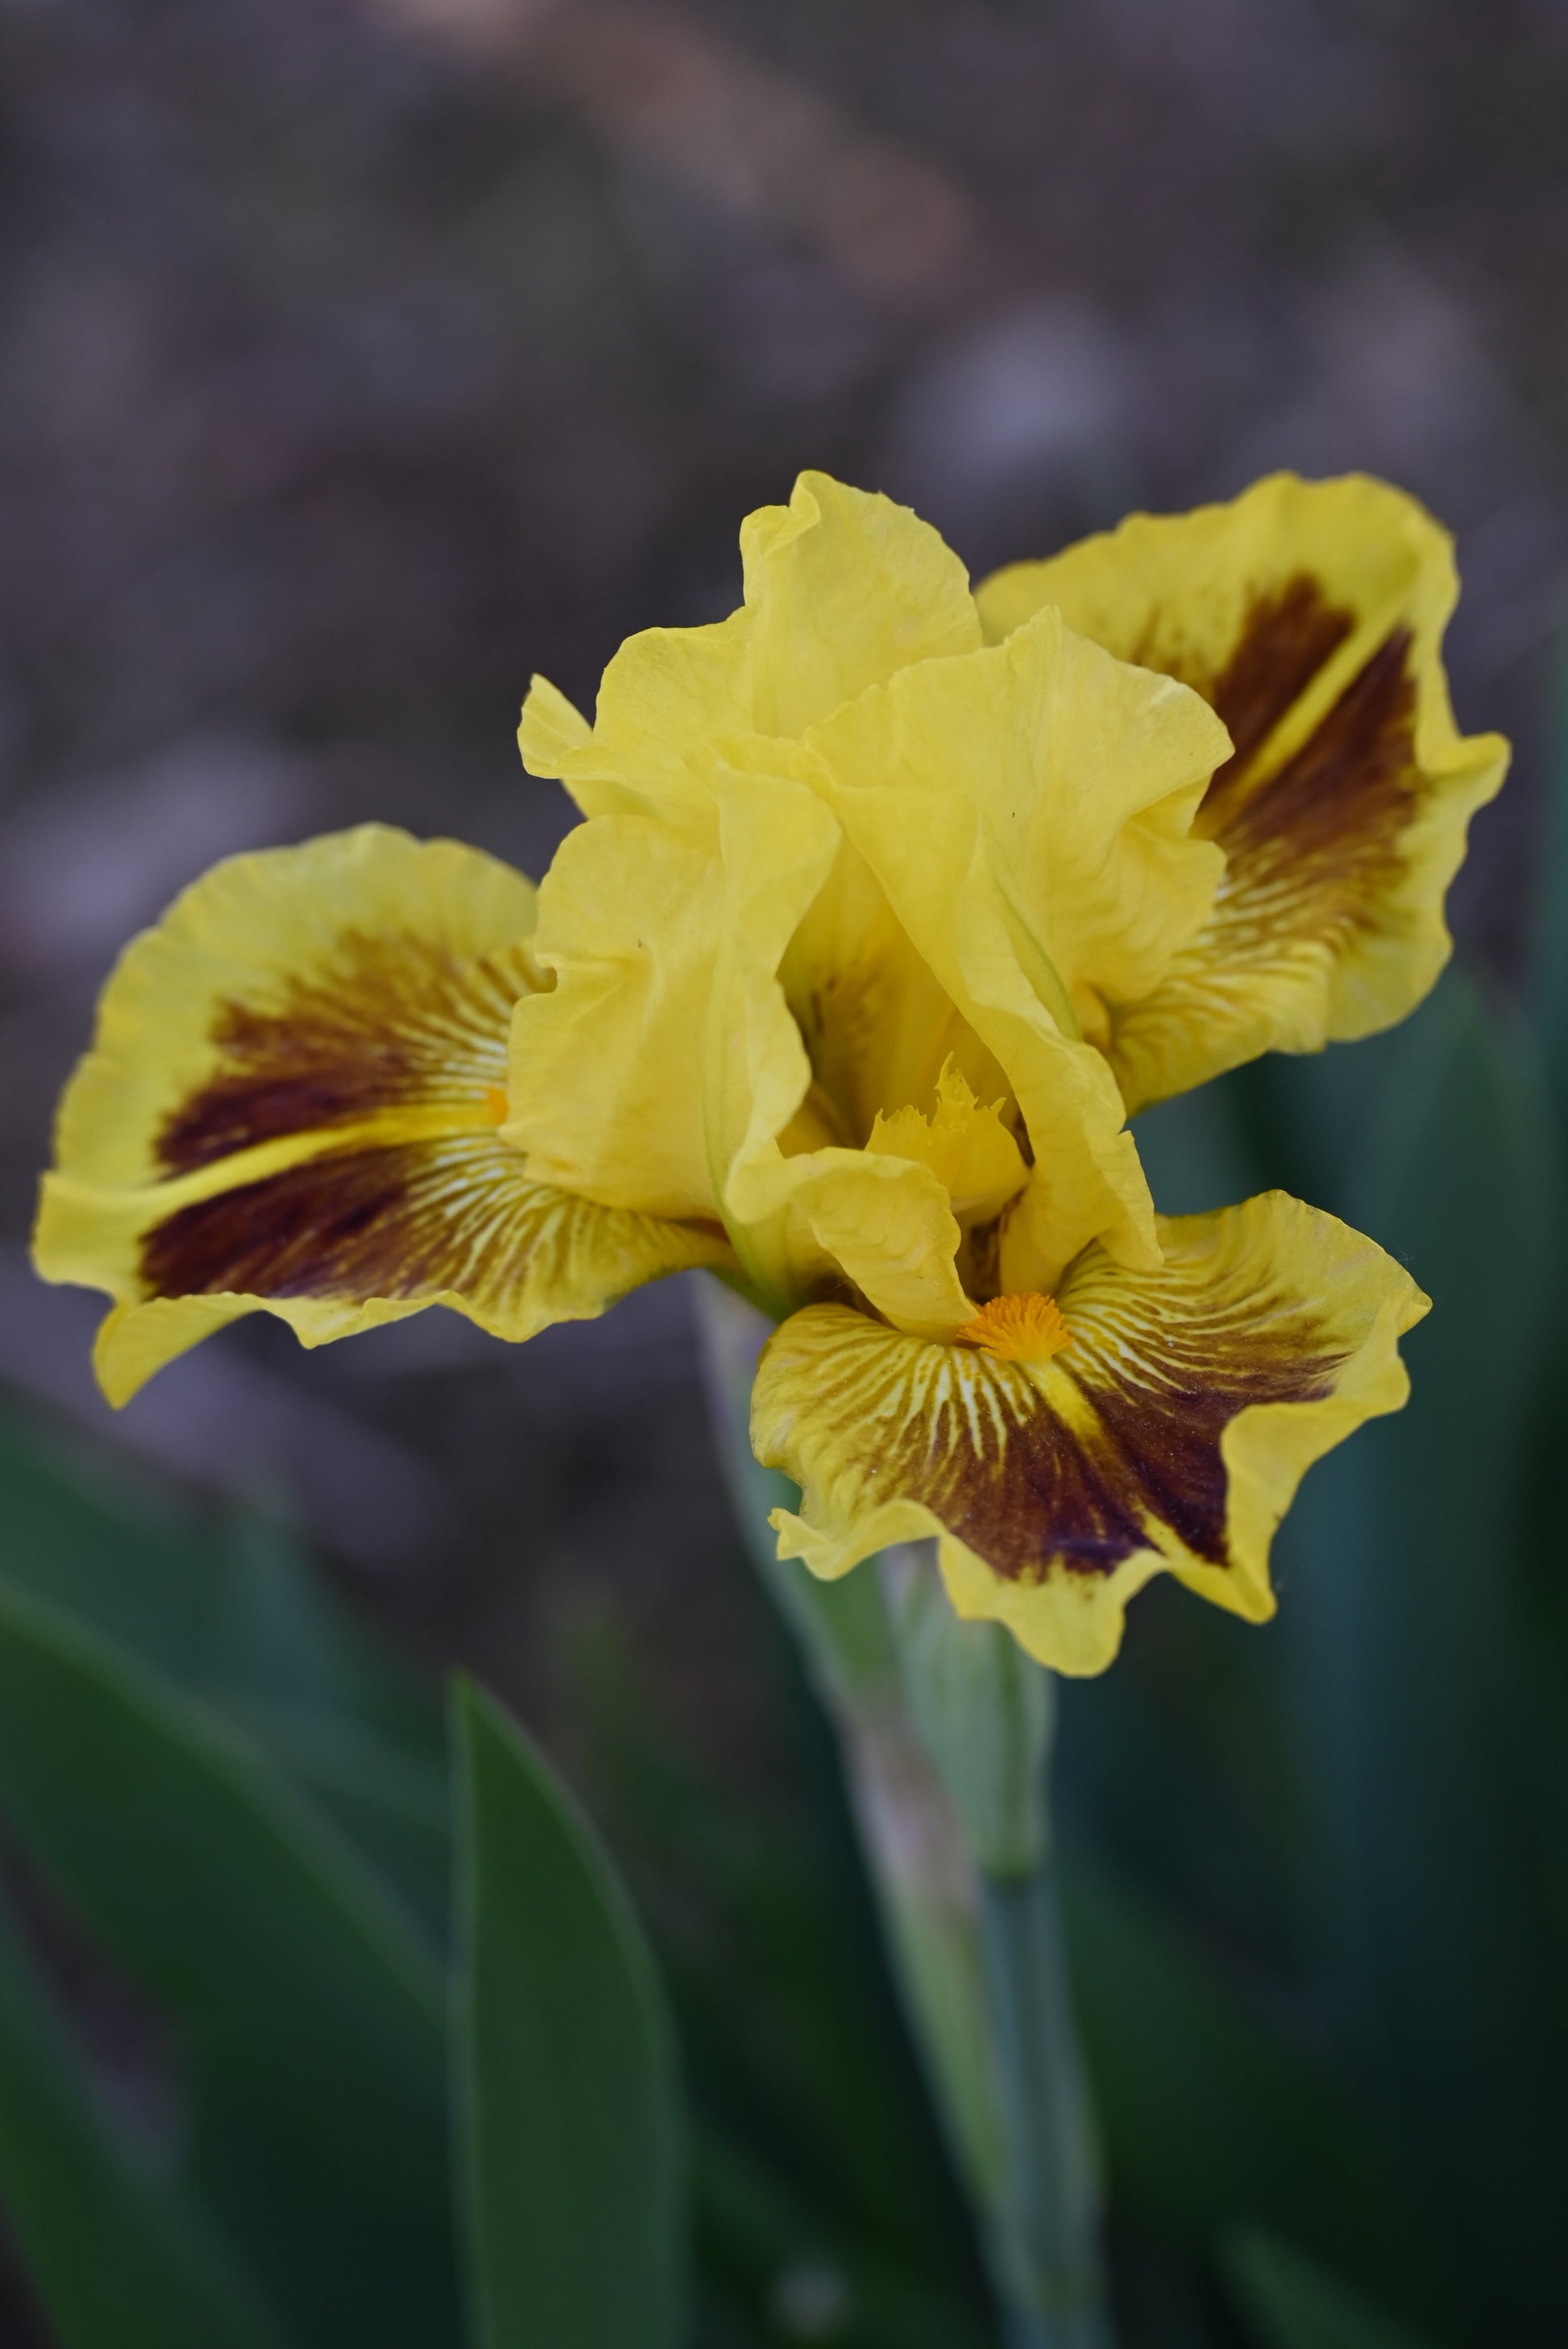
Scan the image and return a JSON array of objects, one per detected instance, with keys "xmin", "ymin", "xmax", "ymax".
[
  {"xmin": 0, "ymin": 1430, "xmax": 686, "ymax": 2349},
  {"xmin": 7, "ymin": 840, "xmax": 1568, "ymax": 2344},
  {"xmin": 0, "ymin": 1509, "xmax": 455, "ymax": 2349},
  {"xmin": 454, "ymin": 1679, "xmax": 686, "ymax": 2349},
  {"xmin": 1221, "ymin": 2233, "xmax": 1452, "ymax": 2349},
  {"xmin": 0, "ymin": 1887, "xmax": 288, "ymax": 2349}
]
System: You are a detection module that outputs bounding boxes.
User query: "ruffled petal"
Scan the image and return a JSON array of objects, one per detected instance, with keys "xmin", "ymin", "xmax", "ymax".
[
  {"xmin": 798, "ymin": 625, "xmax": 1206, "ymax": 1282},
  {"xmin": 507, "ymin": 763, "xmax": 993, "ymax": 1330},
  {"xmin": 508, "ymin": 772, "xmax": 843, "ymax": 1238},
  {"xmin": 727, "ymin": 1144, "xmax": 976, "ymax": 1339},
  {"xmin": 752, "ymin": 1191, "xmax": 1427, "ymax": 1676},
  {"xmin": 517, "ymin": 471, "xmax": 981, "ymax": 820},
  {"xmin": 35, "ymin": 826, "xmax": 729, "ymax": 1401},
  {"xmin": 778, "ymin": 831, "xmax": 1010, "ymax": 1148},
  {"xmin": 977, "ymin": 472, "xmax": 1508, "ymax": 1110},
  {"xmin": 803, "ymin": 607, "xmax": 1228, "ymax": 1040}
]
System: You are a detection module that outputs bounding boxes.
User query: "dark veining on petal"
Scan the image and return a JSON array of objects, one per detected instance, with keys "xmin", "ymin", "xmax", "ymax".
[
  {"xmin": 783, "ymin": 1293, "xmax": 1342, "ymax": 1585},
  {"xmin": 1218, "ymin": 628, "xmax": 1418, "ymax": 914},
  {"xmin": 1198, "ymin": 573, "xmax": 1356, "ymax": 803},
  {"xmin": 923, "ymin": 1332, "xmax": 1336, "ymax": 1579},
  {"xmin": 140, "ymin": 1133, "xmax": 724, "ymax": 1317},
  {"xmin": 143, "ymin": 1143, "xmax": 469, "ymax": 1299},
  {"xmin": 157, "ymin": 932, "xmax": 530, "ymax": 1176},
  {"xmin": 1075, "ymin": 1338, "xmax": 1334, "ymax": 1567}
]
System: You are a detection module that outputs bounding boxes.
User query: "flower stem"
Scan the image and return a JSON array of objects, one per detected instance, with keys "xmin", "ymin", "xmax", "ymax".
[
  {"xmin": 980, "ymin": 1868, "xmax": 1114, "ymax": 2349},
  {"xmin": 693, "ymin": 1277, "xmax": 1117, "ymax": 2349}
]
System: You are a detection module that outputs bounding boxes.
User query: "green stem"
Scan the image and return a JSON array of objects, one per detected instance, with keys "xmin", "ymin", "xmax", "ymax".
[
  {"xmin": 692, "ymin": 1276, "xmax": 1117, "ymax": 2349},
  {"xmin": 981, "ymin": 1870, "xmax": 1114, "ymax": 2349}
]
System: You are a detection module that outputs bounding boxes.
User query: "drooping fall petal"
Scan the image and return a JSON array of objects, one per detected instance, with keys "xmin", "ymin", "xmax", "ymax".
[
  {"xmin": 977, "ymin": 471, "xmax": 1508, "ymax": 1111},
  {"xmin": 34, "ymin": 826, "xmax": 731, "ymax": 1403},
  {"xmin": 752, "ymin": 1192, "xmax": 1427, "ymax": 1676}
]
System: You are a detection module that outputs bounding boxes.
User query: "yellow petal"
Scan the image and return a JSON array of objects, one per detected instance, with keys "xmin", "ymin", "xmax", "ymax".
[
  {"xmin": 799, "ymin": 673, "xmax": 1164, "ymax": 1284},
  {"xmin": 516, "ymin": 672, "xmax": 592, "ymax": 777},
  {"xmin": 867, "ymin": 1064, "xmax": 1026, "ymax": 1226},
  {"xmin": 50, "ymin": 824, "xmax": 541, "ymax": 1190},
  {"xmin": 516, "ymin": 471, "xmax": 981, "ymax": 820},
  {"xmin": 737, "ymin": 471, "xmax": 981, "ymax": 738},
  {"xmin": 35, "ymin": 826, "xmax": 729, "ymax": 1401},
  {"xmin": 977, "ymin": 472, "xmax": 1509, "ymax": 1110},
  {"xmin": 728, "ymin": 1144, "xmax": 976, "ymax": 1339},
  {"xmin": 807, "ymin": 607, "xmax": 1228, "ymax": 1038},
  {"xmin": 506, "ymin": 811, "xmax": 728, "ymax": 1220},
  {"xmin": 752, "ymin": 1191, "xmax": 1427, "ymax": 1676},
  {"xmin": 508, "ymin": 771, "xmax": 843, "ymax": 1243},
  {"xmin": 780, "ymin": 832, "xmax": 1015, "ymax": 1150}
]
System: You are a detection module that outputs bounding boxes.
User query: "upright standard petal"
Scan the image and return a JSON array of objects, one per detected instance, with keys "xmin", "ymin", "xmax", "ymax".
[
  {"xmin": 506, "ymin": 763, "xmax": 991, "ymax": 1332},
  {"xmin": 753, "ymin": 1192, "xmax": 1427, "ymax": 1676},
  {"xmin": 797, "ymin": 612, "xmax": 1230, "ymax": 1283},
  {"xmin": 802, "ymin": 607, "xmax": 1229, "ymax": 1041},
  {"xmin": 508, "ymin": 771, "xmax": 844, "ymax": 1237},
  {"xmin": 517, "ymin": 471, "xmax": 981, "ymax": 820},
  {"xmin": 977, "ymin": 473, "xmax": 1509, "ymax": 1110},
  {"xmin": 35, "ymin": 827, "xmax": 730, "ymax": 1403}
]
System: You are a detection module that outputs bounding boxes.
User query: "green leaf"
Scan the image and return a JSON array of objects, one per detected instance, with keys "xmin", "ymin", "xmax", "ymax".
[
  {"xmin": 693, "ymin": 2120, "xmax": 990, "ymax": 2349},
  {"xmin": 1222, "ymin": 2229, "xmax": 1453, "ymax": 2349},
  {"xmin": 1061, "ymin": 1856, "xmax": 1449, "ymax": 2331},
  {"xmin": 0, "ymin": 1573, "xmax": 457, "ymax": 2349},
  {"xmin": 0, "ymin": 1404, "xmax": 451, "ymax": 1944},
  {"xmin": 567, "ymin": 1616, "xmax": 990, "ymax": 2319},
  {"xmin": 1278, "ymin": 973, "xmax": 1568, "ymax": 2340},
  {"xmin": 1529, "ymin": 636, "xmax": 1568, "ymax": 1118},
  {"xmin": 0, "ymin": 1888, "xmax": 288, "ymax": 2349},
  {"xmin": 454, "ymin": 1679, "xmax": 686, "ymax": 2349}
]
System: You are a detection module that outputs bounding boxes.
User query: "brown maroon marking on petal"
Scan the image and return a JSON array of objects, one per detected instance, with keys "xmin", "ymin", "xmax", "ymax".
[
  {"xmin": 139, "ymin": 1134, "xmax": 728, "ymax": 1317},
  {"xmin": 1219, "ymin": 628, "xmax": 1417, "ymax": 886},
  {"xmin": 1197, "ymin": 574, "xmax": 1355, "ymax": 807},
  {"xmin": 923, "ymin": 1372, "xmax": 1147, "ymax": 1577},
  {"xmin": 1177, "ymin": 627, "xmax": 1421, "ymax": 991},
  {"xmin": 142, "ymin": 1143, "xmax": 459, "ymax": 1300},
  {"xmin": 156, "ymin": 932, "xmax": 529, "ymax": 1177},
  {"xmin": 1076, "ymin": 1342, "xmax": 1335, "ymax": 1567},
  {"xmin": 918, "ymin": 1343, "xmax": 1337, "ymax": 1580},
  {"xmin": 797, "ymin": 1300, "xmax": 1342, "ymax": 1583}
]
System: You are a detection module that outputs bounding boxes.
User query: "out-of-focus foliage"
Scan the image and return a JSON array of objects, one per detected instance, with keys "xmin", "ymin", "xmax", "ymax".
[
  {"xmin": 3, "ymin": 719, "xmax": 1566, "ymax": 2349},
  {"xmin": 454, "ymin": 1679, "xmax": 685, "ymax": 2349},
  {"xmin": 0, "ymin": 1454, "xmax": 683, "ymax": 2349},
  {"xmin": 9, "ymin": 802, "xmax": 1568, "ymax": 2349}
]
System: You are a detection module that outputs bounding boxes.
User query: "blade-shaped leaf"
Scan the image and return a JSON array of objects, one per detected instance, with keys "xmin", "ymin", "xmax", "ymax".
[
  {"xmin": 1529, "ymin": 637, "xmax": 1568, "ymax": 1123},
  {"xmin": 0, "ymin": 1405, "xmax": 450, "ymax": 1942},
  {"xmin": 0, "ymin": 1888, "xmax": 288, "ymax": 2349},
  {"xmin": 454, "ymin": 1679, "xmax": 685, "ymax": 2349},
  {"xmin": 1062, "ymin": 1855, "xmax": 1453, "ymax": 2334},
  {"xmin": 0, "ymin": 1573, "xmax": 457, "ymax": 2349},
  {"xmin": 1277, "ymin": 973, "xmax": 1568, "ymax": 2343},
  {"xmin": 1223, "ymin": 2229, "xmax": 1453, "ymax": 2349}
]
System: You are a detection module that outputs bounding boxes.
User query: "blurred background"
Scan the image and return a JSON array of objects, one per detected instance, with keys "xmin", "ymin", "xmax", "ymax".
[{"xmin": 2, "ymin": 2, "xmax": 1568, "ymax": 2344}]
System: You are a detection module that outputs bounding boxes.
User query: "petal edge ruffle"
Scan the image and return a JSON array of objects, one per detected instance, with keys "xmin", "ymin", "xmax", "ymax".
[{"xmin": 751, "ymin": 1191, "xmax": 1427, "ymax": 1675}]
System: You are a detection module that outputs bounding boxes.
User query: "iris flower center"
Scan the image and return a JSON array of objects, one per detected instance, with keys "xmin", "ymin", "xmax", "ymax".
[{"xmin": 956, "ymin": 1293, "xmax": 1072, "ymax": 1365}]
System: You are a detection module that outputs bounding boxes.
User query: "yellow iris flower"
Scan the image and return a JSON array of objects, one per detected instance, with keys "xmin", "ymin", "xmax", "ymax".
[{"xmin": 34, "ymin": 472, "xmax": 1506, "ymax": 1674}]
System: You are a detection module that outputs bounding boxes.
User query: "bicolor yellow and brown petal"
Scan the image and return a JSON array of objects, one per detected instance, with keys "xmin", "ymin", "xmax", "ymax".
[
  {"xmin": 752, "ymin": 1191, "xmax": 1427, "ymax": 1676},
  {"xmin": 977, "ymin": 472, "xmax": 1509, "ymax": 1110},
  {"xmin": 34, "ymin": 826, "xmax": 732, "ymax": 1403}
]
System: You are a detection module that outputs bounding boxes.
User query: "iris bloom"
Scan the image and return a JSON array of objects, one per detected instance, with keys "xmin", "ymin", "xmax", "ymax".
[{"xmin": 35, "ymin": 474, "xmax": 1505, "ymax": 1672}]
